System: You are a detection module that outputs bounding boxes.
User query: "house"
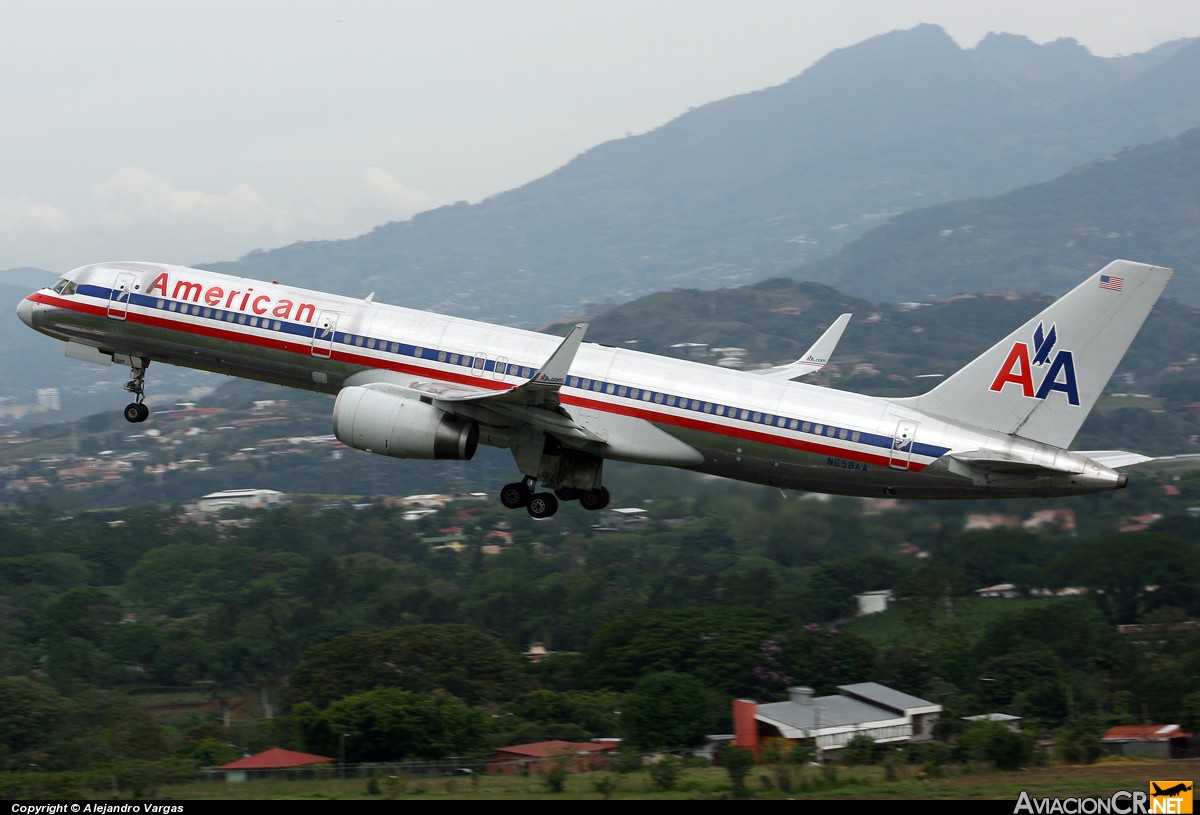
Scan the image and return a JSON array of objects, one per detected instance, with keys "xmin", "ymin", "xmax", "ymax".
[
  {"xmin": 975, "ymin": 583, "xmax": 1020, "ymax": 599},
  {"xmin": 963, "ymin": 713, "xmax": 1022, "ymax": 731},
  {"xmin": 196, "ymin": 488, "xmax": 287, "ymax": 513},
  {"xmin": 486, "ymin": 740, "xmax": 619, "ymax": 774},
  {"xmin": 1101, "ymin": 724, "xmax": 1192, "ymax": 759},
  {"xmin": 215, "ymin": 748, "xmax": 334, "ymax": 782},
  {"xmin": 856, "ymin": 590, "xmax": 893, "ymax": 616},
  {"xmin": 733, "ymin": 683, "xmax": 941, "ymax": 761}
]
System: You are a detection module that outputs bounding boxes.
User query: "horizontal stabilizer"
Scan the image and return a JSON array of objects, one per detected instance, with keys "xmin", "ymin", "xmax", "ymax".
[
  {"xmin": 947, "ymin": 449, "xmax": 1077, "ymax": 479},
  {"xmin": 1075, "ymin": 450, "xmax": 1155, "ymax": 469}
]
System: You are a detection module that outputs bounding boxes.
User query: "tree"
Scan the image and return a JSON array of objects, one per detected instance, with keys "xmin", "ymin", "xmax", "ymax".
[
  {"xmin": 285, "ymin": 624, "xmax": 533, "ymax": 708},
  {"xmin": 960, "ymin": 720, "xmax": 1034, "ymax": 771},
  {"xmin": 1050, "ymin": 534, "xmax": 1200, "ymax": 623},
  {"xmin": 751, "ymin": 624, "xmax": 877, "ymax": 697},
  {"xmin": 0, "ymin": 677, "xmax": 66, "ymax": 770},
  {"xmin": 585, "ymin": 607, "xmax": 791, "ymax": 695},
  {"xmin": 619, "ymin": 672, "xmax": 718, "ymax": 750},
  {"xmin": 312, "ymin": 687, "xmax": 488, "ymax": 761},
  {"xmin": 716, "ymin": 742, "xmax": 756, "ymax": 799}
]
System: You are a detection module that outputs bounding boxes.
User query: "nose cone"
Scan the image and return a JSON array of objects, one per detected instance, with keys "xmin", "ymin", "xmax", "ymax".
[{"xmin": 17, "ymin": 297, "xmax": 35, "ymax": 328}]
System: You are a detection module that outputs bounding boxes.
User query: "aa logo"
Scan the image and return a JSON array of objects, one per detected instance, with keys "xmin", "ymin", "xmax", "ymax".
[
  {"xmin": 988, "ymin": 321, "xmax": 1080, "ymax": 406},
  {"xmin": 1150, "ymin": 781, "xmax": 1193, "ymax": 814}
]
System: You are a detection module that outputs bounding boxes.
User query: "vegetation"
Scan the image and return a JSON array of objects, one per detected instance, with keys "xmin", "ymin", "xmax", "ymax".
[{"xmin": 0, "ymin": 465, "xmax": 1197, "ymax": 798}]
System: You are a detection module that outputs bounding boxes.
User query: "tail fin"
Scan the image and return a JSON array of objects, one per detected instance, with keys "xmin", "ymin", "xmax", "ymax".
[{"xmin": 893, "ymin": 260, "xmax": 1173, "ymax": 448}]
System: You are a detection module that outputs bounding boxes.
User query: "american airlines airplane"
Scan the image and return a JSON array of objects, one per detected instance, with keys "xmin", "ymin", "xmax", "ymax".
[{"xmin": 17, "ymin": 259, "xmax": 1171, "ymax": 517}]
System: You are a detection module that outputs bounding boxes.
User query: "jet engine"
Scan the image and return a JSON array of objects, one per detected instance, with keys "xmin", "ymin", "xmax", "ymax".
[{"xmin": 333, "ymin": 385, "xmax": 478, "ymax": 460}]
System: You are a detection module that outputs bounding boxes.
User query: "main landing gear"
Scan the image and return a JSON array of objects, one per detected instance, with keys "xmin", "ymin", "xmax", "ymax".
[
  {"xmin": 499, "ymin": 477, "xmax": 611, "ymax": 519},
  {"xmin": 122, "ymin": 357, "xmax": 150, "ymax": 423}
]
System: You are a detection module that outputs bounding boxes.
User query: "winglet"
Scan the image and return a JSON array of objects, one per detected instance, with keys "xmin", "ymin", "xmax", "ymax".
[
  {"xmin": 527, "ymin": 323, "xmax": 587, "ymax": 391},
  {"xmin": 753, "ymin": 313, "xmax": 851, "ymax": 380}
]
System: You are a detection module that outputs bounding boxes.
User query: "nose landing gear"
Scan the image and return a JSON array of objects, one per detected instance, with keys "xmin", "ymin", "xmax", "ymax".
[{"xmin": 122, "ymin": 357, "xmax": 150, "ymax": 423}]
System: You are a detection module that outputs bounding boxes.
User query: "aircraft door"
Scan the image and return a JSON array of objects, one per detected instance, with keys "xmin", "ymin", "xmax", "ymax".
[
  {"xmin": 107, "ymin": 272, "xmax": 137, "ymax": 320},
  {"xmin": 311, "ymin": 311, "xmax": 340, "ymax": 358},
  {"xmin": 493, "ymin": 357, "xmax": 509, "ymax": 380},
  {"xmin": 889, "ymin": 419, "xmax": 918, "ymax": 470},
  {"xmin": 471, "ymin": 351, "xmax": 487, "ymax": 377}
]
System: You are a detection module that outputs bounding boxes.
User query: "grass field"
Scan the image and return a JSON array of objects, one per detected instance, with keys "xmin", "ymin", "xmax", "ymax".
[{"xmin": 150, "ymin": 756, "xmax": 1194, "ymax": 800}]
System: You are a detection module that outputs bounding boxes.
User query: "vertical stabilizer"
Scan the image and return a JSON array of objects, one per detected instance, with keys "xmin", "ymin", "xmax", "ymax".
[{"xmin": 892, "ymin": 260, "xmax": 1173, "ymax": 448}]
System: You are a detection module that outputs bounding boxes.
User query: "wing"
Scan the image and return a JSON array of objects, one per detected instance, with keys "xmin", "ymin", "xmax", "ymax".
[
  {"xmin": 350, "ymin": 323, "xmax": 605, "ymax": 444},
  {"xmin": 342, "ymin": 323, "xmax": 702, "ymax": 465},
  {"xmin": 752, "ymin": 313, "xmax": 851, "ymax": 380}
]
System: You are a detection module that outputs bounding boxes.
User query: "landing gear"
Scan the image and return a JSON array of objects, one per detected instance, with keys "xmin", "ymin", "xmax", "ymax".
[
  {"xmin": 500, "ymin": 480, "xmax": 532, "ymax": 509},
  {"xmin": 579, "ymin": 487, "xmax": 611, "ymax": 511},
  {"xmin": 500, "ymin": 477, "xmax": 565, "ymax": 518},
  {"xmin": 121, "ymin": 357, "xmax": 150, "ymax": 423},
  {"xmin": 498, "ymin": 477, "xmax": 610, "ymax": 517},
  {"xmin": 526, "ymin": 492, "xmax": 559, "ymax": 520},
  {"xmin": 499, "ymin": 436, "xmax": 610, "ymax": 516},
  {"xmin": 123, "ymin": 402, "xmax": 149, "ymax": 423}
]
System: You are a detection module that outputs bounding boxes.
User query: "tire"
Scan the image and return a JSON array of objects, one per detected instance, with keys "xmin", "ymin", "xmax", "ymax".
[
  {"xmin": 580, "ymin": 487, "xmax": 611, "ymax": 511},
  {"xmin": 527, "ymin": 492, "xmax": 559, "ymax": 519},
  {"xmin": 124, "ymin": 403, "xmax": 148, "ymax": 423},
  {"xmin": 500, "ymin": 481, "xmax": 529, "ymax": 509}
]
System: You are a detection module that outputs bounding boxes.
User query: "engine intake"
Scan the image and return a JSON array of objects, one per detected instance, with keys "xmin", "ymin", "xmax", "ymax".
[{"xmin": 333, "ymin": 385, "xmax": 478, "ymax": 460}]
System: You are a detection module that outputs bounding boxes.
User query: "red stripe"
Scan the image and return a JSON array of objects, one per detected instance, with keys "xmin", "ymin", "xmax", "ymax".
[{"xmin": 28, "ymin": 293, "xmax": 927, "ymax": 472}]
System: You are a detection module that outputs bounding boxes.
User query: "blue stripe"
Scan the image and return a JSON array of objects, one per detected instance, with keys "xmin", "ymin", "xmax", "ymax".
[{"xmin": 88, "ymin": 284, "xmax": 951, "ymax": 461}]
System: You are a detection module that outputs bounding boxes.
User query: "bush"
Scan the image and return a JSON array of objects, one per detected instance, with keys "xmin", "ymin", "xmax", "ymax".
[
  {"xmin": 542, "ymin": 761, "xmax": 568, "ymax": 793},
  {"xmin": 648, "ymin": 756, "xmax": 682, "ymax": 791}
]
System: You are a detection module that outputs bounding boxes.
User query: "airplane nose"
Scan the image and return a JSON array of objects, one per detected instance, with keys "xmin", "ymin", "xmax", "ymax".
[{"xmin": 17, "ymin": 297, "xmax": 35, "ymax": 328}]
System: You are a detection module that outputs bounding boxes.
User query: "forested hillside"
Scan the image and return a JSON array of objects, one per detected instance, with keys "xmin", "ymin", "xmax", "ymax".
[{"xmin": 2, "ymin": 472, "xmax": 1198, "ymax": 794}]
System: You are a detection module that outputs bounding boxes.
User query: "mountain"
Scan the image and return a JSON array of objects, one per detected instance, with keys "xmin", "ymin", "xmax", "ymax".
[
  {"xmin": 820, "ymin": 127, "xmax": 1200, "ymax": 303},
  {"xmin": 194, "ymin": 26, "xmax": 1200, "ymax": 326}
]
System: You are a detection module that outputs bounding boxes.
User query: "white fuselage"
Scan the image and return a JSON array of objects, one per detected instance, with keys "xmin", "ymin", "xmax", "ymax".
[{"xmin": 19, "ymin": 262, "xmax": 1127, "ymax": 499}]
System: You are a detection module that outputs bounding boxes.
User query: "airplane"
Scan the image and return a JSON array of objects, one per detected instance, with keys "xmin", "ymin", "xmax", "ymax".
[
  {"xmin": 1151, "ymin": 782, "xmax": 1192, "ymax": 797},
  {"xmin": 17, "ymin": 258, "xmax": 1172, "ymax": 518}
]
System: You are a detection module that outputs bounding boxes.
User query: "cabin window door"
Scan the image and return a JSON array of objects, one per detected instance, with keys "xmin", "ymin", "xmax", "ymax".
[
  {"xmin": 889, "ymin": 419, "xmax": 918, "ymax": 470},
  {"xmin": 311, "ymin": 311, "xmax": 340, "ymax": 358},
  {"xmin": 107, "ymin": 272, "xmax": 137, "ymax": 320}
]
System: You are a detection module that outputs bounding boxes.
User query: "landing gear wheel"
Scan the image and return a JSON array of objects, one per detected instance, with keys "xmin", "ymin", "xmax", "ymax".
[
  {"xmin": 123, "ymin": 402, "xmax": 149, "ymax": 423},
  {"xmin": 500, "ymin": 481, "xmax": 530, "ymax": 509},
  {"xmin": 554, "ymin": 487, "xmax": 582, "ymax": 502},
  {"xmin": 579, "ymin": 487, "xmax": 610, "ymax": 511},
  {"xmin": 527, "ymin": 492, "xmax": 559, "ymax": 519}
]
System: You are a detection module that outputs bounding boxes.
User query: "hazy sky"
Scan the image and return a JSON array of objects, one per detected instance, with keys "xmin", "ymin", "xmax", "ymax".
[{"xmin": 4, "ymin": 0, "xmax": 1200, "ymax": 273}]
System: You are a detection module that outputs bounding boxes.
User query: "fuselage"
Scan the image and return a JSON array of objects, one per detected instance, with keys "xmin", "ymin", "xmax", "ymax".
[{"xmin": 18, "ymin": 261, "xmax": 1128, "ymax": 499}]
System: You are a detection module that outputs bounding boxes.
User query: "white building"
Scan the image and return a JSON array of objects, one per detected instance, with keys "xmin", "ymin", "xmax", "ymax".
[{"xmin": 197, "ymin": 488, "xmax": 288, "ymax": 513}]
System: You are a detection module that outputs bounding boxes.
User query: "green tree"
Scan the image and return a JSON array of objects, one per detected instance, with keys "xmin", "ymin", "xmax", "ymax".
[
  {"xmin": 286, "ymin": 624, "xmax": 533, "ymax": 708},
  {"xmin": 752, "ymin": 624, "xmax": 877, "ymax": 697},
  {"xmin": 585, "ymin": 607, "xmax": 790, "ymax": 695},
  {"xmin": 716, "ymin": 742, "xmax": 756, "ymax": 799},
  {"xmin": 619, "ymin": 672, "xmax": 718, "ymax": 750},
  {"xmin": 0, "ymin": 677, "xmax": 66, "ymax": 770},
  {"xmin": 314, "ymin": 687, "xmax": 488, "ymax": 761},
  {"xmin": 960, "ymin": 720, "xmax": 1034, "ymax": 771},
  {"xmin": 1050, "ymin": 534, "xmax": 1200, "ymax": 623}
]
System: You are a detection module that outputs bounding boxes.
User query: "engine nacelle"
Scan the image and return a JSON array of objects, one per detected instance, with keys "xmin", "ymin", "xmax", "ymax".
[{"xmin": 333, "ymin": 385, "xmax": 478, "ymax": 460}]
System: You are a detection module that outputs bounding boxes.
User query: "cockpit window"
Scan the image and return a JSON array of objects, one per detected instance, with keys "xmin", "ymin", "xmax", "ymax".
[{"xmin": 51, "ymin": 278, "xmax": 77, "ymax": 296}]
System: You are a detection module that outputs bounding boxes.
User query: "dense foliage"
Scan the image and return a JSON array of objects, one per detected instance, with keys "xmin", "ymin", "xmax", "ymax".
[{"xmin": 1, "ymin": 469, "xmax": 1198, "ymax": 783}]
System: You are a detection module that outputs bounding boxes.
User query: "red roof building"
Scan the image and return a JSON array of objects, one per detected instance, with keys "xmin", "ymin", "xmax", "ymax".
[
  {"xmin": 217, "ymin": 748, "xmax": 335, "ymax": 771},
  {"xmin": 486, "ymin": 741, "xmax": 619, "ymax": 775},
  {"xmin": 1102, "ymin": 725, "xmax": 1191, "ymax": 759}
]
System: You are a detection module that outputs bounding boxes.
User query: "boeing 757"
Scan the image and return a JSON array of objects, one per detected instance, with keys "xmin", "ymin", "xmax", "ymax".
[{"xmin": 17, "ymin": 259, "xmax": 1172, "ymax": 517}]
